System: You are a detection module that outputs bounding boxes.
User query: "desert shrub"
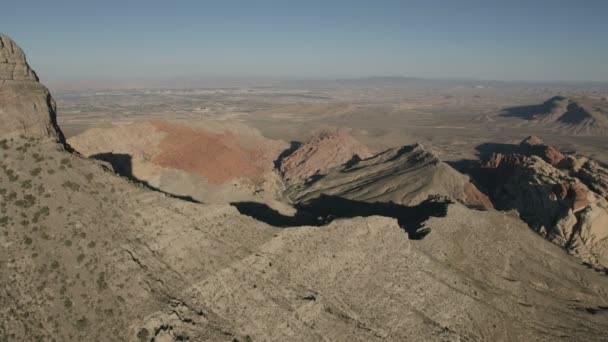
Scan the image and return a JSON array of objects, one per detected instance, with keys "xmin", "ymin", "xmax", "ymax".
[
  {"xmin": 6, "ymin": 169, "xmax": 18, "ymax": 182},
  {"xmin": 76, "ymin": 254, "xmax": 85, "ymax": 263},
  {"xmin": 137, "ymin": 328, "xmax": 149, "ymax": 341},
  {"xmin": 97, "ymin": 272, "xmax": 108, "ymax": 290},
  {"xmin": 21, "ymin": 180, "xmax": 32, "ymax": 189},
  {"xmin": 15, "ymin": 194, "xmax": 36, "ymax": 208},
  {"xmin": 29, "ymin": 167, "xmax": 42, "ymax": 176},
  {"xmin": 32, "ymin": 206, "xmax": 50, "ymax": 223},
  {"xmin": 75, "ymin": 317, "xmax": 88, "ymax": 331},
  {"xmin": 62, "ymin": 181, "xmax": 80, "ymax": 192}
]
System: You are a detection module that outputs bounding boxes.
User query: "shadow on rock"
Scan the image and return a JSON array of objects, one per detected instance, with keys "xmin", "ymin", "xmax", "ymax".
[
  {"xmin": 232, "ymin": 194, "xmax": 451, "ymax": 240},
  {"xmin": 499, "ymin": 103, "xmax": 549, "ymax": 120},
  {"xmin": 274, "ymin": 141, "xmax": 302, "ymax": 170},
  {"xmin": 474, "ymin": 142, "xmax": 518, "ymax": 160},
  {"xmin": 90, "ymin": 152, "xmax": 200, "ymax": 203}
]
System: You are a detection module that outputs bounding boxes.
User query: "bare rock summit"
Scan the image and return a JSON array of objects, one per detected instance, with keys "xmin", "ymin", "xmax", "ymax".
[
  {"xmin": 0, "ymin": 33, "xmax": 64, "ymax": 142},
  {"xmin": 279, "ymin": 128, "xmax": 372, "ymax": 182}
]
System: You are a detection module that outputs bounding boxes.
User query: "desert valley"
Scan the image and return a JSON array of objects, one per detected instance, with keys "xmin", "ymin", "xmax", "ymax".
[{"xmin": 2, "ymin": 29, "xmax": 608, "ymax": 342}]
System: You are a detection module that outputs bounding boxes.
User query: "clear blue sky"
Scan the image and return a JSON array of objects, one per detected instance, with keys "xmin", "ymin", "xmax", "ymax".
[{"xmin": 2, "ymin": 0, "xmax": 607, "ymax": 82}]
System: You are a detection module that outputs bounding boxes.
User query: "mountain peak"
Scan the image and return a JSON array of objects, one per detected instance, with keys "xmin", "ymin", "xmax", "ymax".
[
  {"xmin": 0, "ymin": 33, "xmax": 65, "ymax": 143},
  {"xmin": 0, "ymin": 33, "xmax": 38, "ymax": 82}
]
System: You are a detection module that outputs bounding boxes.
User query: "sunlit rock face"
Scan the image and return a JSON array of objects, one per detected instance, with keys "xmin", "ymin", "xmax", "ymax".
[{"xmin": 0, "ymin": 33, "xmax": 65, "ymax": 142}]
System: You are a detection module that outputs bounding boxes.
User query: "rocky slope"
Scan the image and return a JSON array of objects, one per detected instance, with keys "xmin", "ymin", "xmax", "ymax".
[
  {"xmin": 287, "ymin": 143, "xmax": 493, "ymax": 209},
  {"xmin": 475, "ymin": 137, "xmax": 608, "ymax": 268},
  {"xmin": 3, "ymin": 33, "xmax": 608, "ymax": 342},
  {"xmin": 279, "ymin": 128, "xmax": 372, "ymax": 183}
]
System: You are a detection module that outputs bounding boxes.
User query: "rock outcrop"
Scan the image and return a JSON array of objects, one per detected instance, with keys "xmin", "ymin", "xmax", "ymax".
[
  {"xmin": 0, "ymin": 34, "xmax": 64, "ymax": 142},
  {"xmin": 288, "ymin": 143, "xmax": 493, "ymax": 209},
  {"xmin": 520, "ymin": 135, "xmax": 565, "ymax": 165},
  {"xmin": 279, "ymin": 128, "xmax": 373, "ymax": 182},
  {"xmin": 476, "ymin": 137, "xmax": 608, "ymax": 268},
  {"xmin": 562, "ymin": 155, "xmax": 608, "ymax": 199}
]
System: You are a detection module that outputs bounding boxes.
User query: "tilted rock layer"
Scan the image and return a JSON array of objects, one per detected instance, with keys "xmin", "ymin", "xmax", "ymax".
[{"xmin": 288, "ymin": 143, "xmax": 493, "ymax": 209}]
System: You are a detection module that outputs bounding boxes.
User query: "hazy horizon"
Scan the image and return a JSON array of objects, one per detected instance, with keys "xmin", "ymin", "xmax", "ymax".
[{"xmin": 3, "ymin": 0, "xmax": 608, "ymax": 84}]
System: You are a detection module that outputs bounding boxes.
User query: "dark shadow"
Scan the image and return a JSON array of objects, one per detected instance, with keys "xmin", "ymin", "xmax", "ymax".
[
  {"xmin": 499, "ymin": 103, "xmax": 547, "ymax": 120},
  {"xmin": 274, "ymin": 141, "xmax": 302, "ymax": 170},
  {"xmin": 343, "ymin": 154, "xmax": 362, "ymax": 169},
  {"xmin": 90, "ymin": 152, "xmax": 200, "ymax": 203},
  {"xmin": 230, "ymin": 201, "xmax": 320, "ymax": 227},
  {"xmin": 559, "ymin": 103, "xmax": 591, "ymax": 124},
  {"xmin": 341, "ymin": 146, "xmax": 418, "ymax": 174},
  {"xmin": 91, "ymin": 152, "xmax": 133, "ymax": 177},
  {"xmin": 499, "ymin": 96, "xmax": 566, "ymax": 120},
  {"xmin": 474, "ymin": 142, "xmax": 518, "ymax": 159},
  {"xmin": 232, "ymin": 194, "xmax": 451, "ymax": 240},
  {"xmin": 386, "ymin": 145, "xmax": 419, "ymax": 163},
  {"xmin": 303, "ymin": 173, "xmax": 325, "ymax": 186},
  {"xmin": 446, "ymin": 159, "xmax": 479, "ymax": 175}
]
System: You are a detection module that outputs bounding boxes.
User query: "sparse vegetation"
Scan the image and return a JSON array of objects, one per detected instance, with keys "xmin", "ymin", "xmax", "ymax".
[
  {"xmin": 136, "ymin": 328, "xmax": 149, "ymax": 341},
  {"xmin": 15, "ymin": 194, "xmax": 36, "ymax": 208},
  {"xmin": 62, "ymin": 181, "xmax": 80, "ymax": 192}
]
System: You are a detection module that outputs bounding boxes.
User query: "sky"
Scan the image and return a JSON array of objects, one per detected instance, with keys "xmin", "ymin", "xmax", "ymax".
[{"xmin": 2, "ymin": 0, "xmax": 608, "ymax": 84}]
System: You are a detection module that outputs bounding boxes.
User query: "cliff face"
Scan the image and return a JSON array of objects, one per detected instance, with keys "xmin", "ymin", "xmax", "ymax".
[
  {"xmin": 0, "ymin": 34, "xmax": 65, "ymax": 143},
  {"xmin": 477, "ymin": 137, "xmax": 608, "ymax": 268}
]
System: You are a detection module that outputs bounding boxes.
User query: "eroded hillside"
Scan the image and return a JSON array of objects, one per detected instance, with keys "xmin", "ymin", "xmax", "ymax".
[{"xmin": 2, "ymin": 33, "xmax": 608, "ymax": 342}]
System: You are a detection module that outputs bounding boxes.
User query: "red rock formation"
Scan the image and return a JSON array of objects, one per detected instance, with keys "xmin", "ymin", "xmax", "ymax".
[
  {"xmin": 520, "ymin": 136, "xmax": 565, "ymax": 166},
  {"xmin": 480, "ymin": 152, "xmax": 528, "ymax": 169},
  {"xmin": 279, "ymin": 128, "xmax": 372, "ymax": 182},
  {"xmin": 480, "ymin": 137, "xmax": 565, "ymax": 170},
  {"xmin": 150, "ymin": 121, "xmax": 276, "ymax": 184}
]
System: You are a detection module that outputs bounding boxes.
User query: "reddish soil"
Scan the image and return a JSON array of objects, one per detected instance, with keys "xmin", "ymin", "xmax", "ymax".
[
  {"xmin": 280, "ymin": 128, "xmax": 372, "ymax": 181},
  {"xmin": 150, "ymin": 121, "xmax": 271, "ymax": 184}
]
